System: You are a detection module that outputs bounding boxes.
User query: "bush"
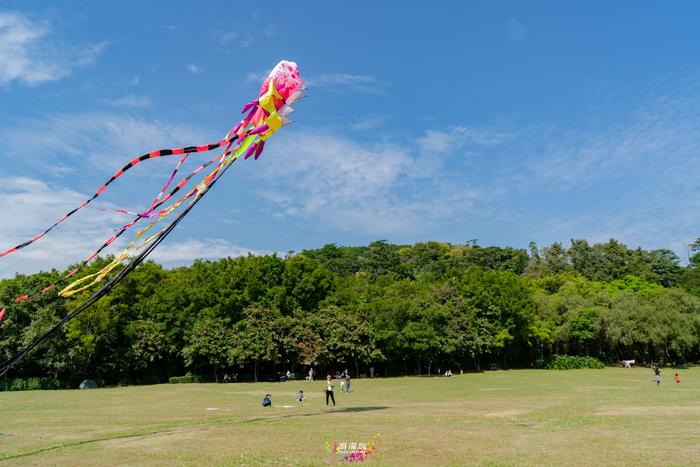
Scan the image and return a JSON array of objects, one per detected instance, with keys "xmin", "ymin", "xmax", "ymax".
[
  {"xmin": 0, "ymin": 377, "xmax": 63, "ymax": 391},
  {"xmin": 168, "ymin": 375, "xmax": 203, "ymax": 384},
  {"xmin": 543, "ymin": 355, "xmax": 605, "ymax": 370}
]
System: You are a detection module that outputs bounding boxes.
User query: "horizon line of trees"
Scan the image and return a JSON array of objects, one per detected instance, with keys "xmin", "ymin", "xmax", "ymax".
[{"xmin": 3, "ymin": 237, "xmax": 700, "ymax": 387}]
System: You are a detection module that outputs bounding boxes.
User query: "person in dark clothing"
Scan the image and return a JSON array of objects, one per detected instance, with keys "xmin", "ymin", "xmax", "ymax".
[
  {"xmin": 262, "ymin": 394, "xmax": 272, "ymax": 407},
  {"xmin": 323, "ymin": 375, "xmax": 336, "ymax": 406},
  {"xmin": 653, "ymin": 365, "xmax": 661, "ymax": 386}
]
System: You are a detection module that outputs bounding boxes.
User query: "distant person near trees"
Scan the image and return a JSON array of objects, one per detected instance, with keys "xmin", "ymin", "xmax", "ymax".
[
  {"xmin": 653, "ymin": 365, "xmax": 661, "ymax": 386},
  {"xmin": 675, "ymin": 373, "xmax": 681, "ymax": 384}
]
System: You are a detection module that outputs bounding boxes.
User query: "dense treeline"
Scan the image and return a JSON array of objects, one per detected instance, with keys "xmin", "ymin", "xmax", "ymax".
[{"xmin": 2, "ymin": 238, "xmax": 700, "ymax": 386}]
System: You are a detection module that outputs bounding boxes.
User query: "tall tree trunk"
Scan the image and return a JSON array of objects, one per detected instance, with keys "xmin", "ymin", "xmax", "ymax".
[
  {"xmin": 254, "ymin": 360, "xmax": 259, "ymax": 383},
  {"xmin": 354, "ymin": 357, "xmax": 359, "ymax": 378},
  {"xmin": 214, "ymin": 365, "xmax": 218, "ymax": 383}
]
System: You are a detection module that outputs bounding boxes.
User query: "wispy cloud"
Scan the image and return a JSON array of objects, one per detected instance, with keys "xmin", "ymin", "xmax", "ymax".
[
  {"xmin": 0, "ymin": 11, "xmax": 105, "ymax": 87},
  {"xmin": 149, "ymin": 238, "xmax": 265, "ymax": 267},
  {"xmin": 217, "ymin": 31, "xmax": 237, "ymax": 46},
  {"xmin": 239, "ymin": 33, "xmax": 253, "ymax": 49},
  {"xmin": 102, "ymin": 95, "xmax": 153, "ymax": 108},
  {"xmin": 186, "ymin": 63, "xmax": 204, "ymax": 74},
  {"xmin": 524, "ymin": 80, "xmax": 700, "ymax": 191},
  {"xmin": 477, "ymin": 77, "xmax": 700, "ymax": 255},
  {"xmin": 77, "ymin": 42, "xmax": 107, "ymax": 66},
  {"xmin": 307, "ymin": 74, "xmax": 375, "ymax": 87},
  {"xmin": 305, "ymin": 73, "xmax": 379, "ymax": 93},
  {"xmin": 249, "ymin": 130, "xmax": 490, "ymax": 236},
  {"xmin": 247, "ymin": 69, "xmax": 379, "ymax": 93},
  {"xmin": 0, "ymin": 112, "xmax": 209, "ymax": 171},
  {"xmin": 417, "ymin": 126, "xmax": 511, "ymax": 155},
  {"xmin": 0, "ymin": 177, "xmax": 125, "ymax": 278},
  {"xmin": 246, "ymin": 69, "xmax": 268, "ymax": 84},
  {"xmin": 351, "ymin": 115, "xmax": 386, "ymax": 131},
  {"xmin": 0, "ymin": 177, "xmax": 263, "ymax": 277}
]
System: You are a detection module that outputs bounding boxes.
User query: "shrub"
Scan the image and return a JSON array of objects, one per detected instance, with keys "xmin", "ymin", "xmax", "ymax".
[
  {"xmin": 168, "ymin": 375, "xmax": 203, "ymax": 384},
  {"xmin": 0, "ymin": 377, "xmax": 63, "ymax": 391},
  {"xmin": 545, "ymin": 355, "xmax": 605, "ymax": 370}
]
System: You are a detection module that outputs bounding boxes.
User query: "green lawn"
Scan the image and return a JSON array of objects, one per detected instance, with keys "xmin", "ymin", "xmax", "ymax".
[{"xmin": 1, "ymin": 368, "xmax": 699, "ymax": 465}]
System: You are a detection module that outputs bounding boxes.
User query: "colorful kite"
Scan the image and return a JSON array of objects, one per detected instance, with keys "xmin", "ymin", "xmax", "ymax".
[{"xmin": 0, "ymin": 60, "xmax": 304, "ymax": 375}]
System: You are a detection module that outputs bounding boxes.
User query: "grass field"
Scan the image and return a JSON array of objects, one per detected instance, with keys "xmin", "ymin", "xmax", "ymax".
[{"xmin": 1, "ymin": 368, "xmax": 699, "ymax": 465}]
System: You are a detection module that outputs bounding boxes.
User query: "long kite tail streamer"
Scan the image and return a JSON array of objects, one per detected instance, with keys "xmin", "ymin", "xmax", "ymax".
[
  {"xmin": 0, "ymin": 152, "xmax": 228, "ymax": 319},
  {"xmin": 0, "ymin": 60, "xmax": 304, "ymax": 374},
  {"xmin": 0, "ymin": 140, "xmax": 231, "ymax": 259},
  {"xmin": 0, "ymin": 153, "xmax": 238, "ymax": 377}
]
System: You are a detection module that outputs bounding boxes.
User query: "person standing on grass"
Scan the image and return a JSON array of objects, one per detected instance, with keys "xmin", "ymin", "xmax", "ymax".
[
  {"xmin": 653, "ymin": 365, "xmax": 661, "ymax": 386},
  {"xmin": 323, "ymin": 375, "xmax": 336, "ymax": 406},
  {"xmin": 675, "ymin": 373, "xmax": 681, "ymax": 384},
  {"xmin": 345, "ymin": 371, "xmax": 351, "ymax": 393}
]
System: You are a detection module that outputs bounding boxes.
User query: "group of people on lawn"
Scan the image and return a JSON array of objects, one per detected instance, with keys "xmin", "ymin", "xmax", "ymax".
[{"xmin": 264, "ymin": 369, "xmax": 352, "ymax": 407}]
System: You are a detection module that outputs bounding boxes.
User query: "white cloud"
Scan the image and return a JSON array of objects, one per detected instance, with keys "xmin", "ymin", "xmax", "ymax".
[
  {"xmin": 102, "ymin": 95, "xmax": 153, "ymax": 108},
  {"xmin": 0, "ymin": 11, "xmax": 105, "ymax": 86},
  {"xmin": 186, "ymin": 64, "xmax": 204, "ymax": 74},
  {"xmin": 484, "ymin": 78, "xmax": 700, "ymax": 257},
  {"xmin": 417, "ymin": 127, "xmax": 511, "ymax": 155},
  {"xmin": 246, "ymin": 69, "xmax": 268, "ymax": 84},
  {"xmin": 240, "ymin": 33, "xmax": 253, "ymax": 49},
  {"xmin": 0, "ymin": 177, "xmax": 264, "ymax": 277},
  {"xmin": 0, "ymin": 112, "xmax": 209, "ymax": 170},
  {"xmin": 307, "ymin": 74, "xmax": 375, "ymax": 87},
  {"xmin": 0, "ymin": 177, "xmax": 126, "ymax": 278},
  {"xmin": 77, "ymin": 41, "xmax": 107, "ymax": 66},
  {"xmin": 250, "ymin": 131, "xmax": 488, "ymax": 236},
  {"xmin": 249, "ymin": 70, "xmax": 374, "ymax": 89},
  {"xmin": 351, "ymin": 115, "xmax": 386, "ymax": 131},
  {"xmin": 528, "ymin": 85, "xmax": 700, "ymax": 188},
  {"xmin": 149, "ymin": 238, "xmax": 265, "ymax": 267},
  {"xmin": 247, "ymin": 70, "xmax": 378, "ymax": 93},
  {"xmin": 218, "ymin": 31, "xmax": 236, "ymax": 46},
  {"xmin": 0, "ymin": 111, "xmax": 241, "ymax": 276}
]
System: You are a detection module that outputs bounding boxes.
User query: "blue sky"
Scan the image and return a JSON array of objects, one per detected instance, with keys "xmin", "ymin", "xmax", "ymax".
[{"xmin": 2, "ymin": 1, "xmax": 700, "ymax": 276}]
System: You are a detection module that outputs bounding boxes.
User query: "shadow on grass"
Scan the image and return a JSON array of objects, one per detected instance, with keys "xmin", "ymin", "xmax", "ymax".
[
  {"xmin": 227, "ymin": 405, "xmax": 390, "ymax": 426},
  {"xmin": 0, "ymin": 406, "xmax": 391, "ymax": 461},
  {"xmin": 334, "ymin": 406, "xmax": 388, "ymax": 413}
]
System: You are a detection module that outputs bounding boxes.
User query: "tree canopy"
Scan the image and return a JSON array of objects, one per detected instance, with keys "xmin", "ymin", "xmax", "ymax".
[{"xmin": 1, "ymin": 238, "xmax": 699, "ymax": 386}]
